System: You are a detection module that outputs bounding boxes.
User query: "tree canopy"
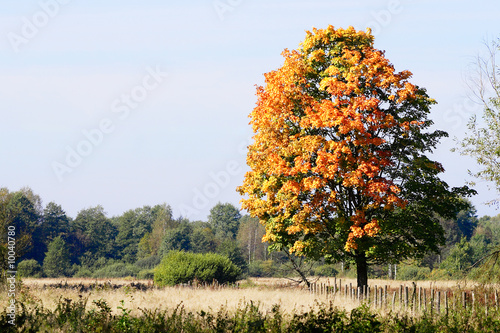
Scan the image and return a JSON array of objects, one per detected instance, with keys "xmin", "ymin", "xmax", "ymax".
[{"xmin": 237, "ymin": 25, "xmax": 474, "ymax": 288}]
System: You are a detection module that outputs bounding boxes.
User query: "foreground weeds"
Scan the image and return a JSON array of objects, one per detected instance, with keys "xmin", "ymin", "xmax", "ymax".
[{"xmin": 1, "ymin": 296, "xmax": 500, "ymax": 333}]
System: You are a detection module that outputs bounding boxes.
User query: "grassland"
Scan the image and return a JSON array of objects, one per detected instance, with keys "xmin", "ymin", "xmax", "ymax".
[
  {"xmin": 1, "ymin": 277, "xmax": 500, "ymax": 332},
  {"xmin": 2, "ymin": 277, "xmax": 485, "ymax": 316}
]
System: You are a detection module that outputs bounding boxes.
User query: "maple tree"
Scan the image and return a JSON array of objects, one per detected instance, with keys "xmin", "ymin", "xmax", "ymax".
[{"xmin": 237, "ymin": 26, "xmax": 475, "ymax": 288}]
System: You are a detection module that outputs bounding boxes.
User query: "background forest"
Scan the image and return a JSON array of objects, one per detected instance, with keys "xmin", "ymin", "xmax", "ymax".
[{"xmin": 1, "ymin": 186, "xmax": 499, "ymax": 283}]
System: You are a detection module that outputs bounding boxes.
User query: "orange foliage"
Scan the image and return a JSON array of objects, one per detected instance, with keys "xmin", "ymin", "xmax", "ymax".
[{"xmin": 238, "ymin": 26, "xmax": 430, "ymax": 255}]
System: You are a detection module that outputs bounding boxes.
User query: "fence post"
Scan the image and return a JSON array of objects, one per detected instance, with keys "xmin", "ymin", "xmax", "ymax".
[
  {"xmin": 423, "ymin": 288, "xmax": 427, "ymax": 313},
  {"xmin": 405, "ymin": 286, "xmax": 409, "ymax": 312},
  {"xmin": 485, "ymin": 293, "xmax": 488, "ymax": 317},
  {"xmin": 472, "ymin": 291, "xmax": 476, "ymax": 314},
  {"xmin": 399, "ymin": 285, "xmax": 403, "ymax": 310},
  {"xmin": 445, "ymin": 291, "xmax": 449, "ymax": 317},
  {"xmin": 437, "ymin": 291, "xmax": 441, "ymax": 314},
  {"xmin": 418, "ymin": 287, "xmax": 422, "ymax": 313},
  {"xmin": 384, "ymin": 285, "xmax": 388, "ymax": 309}
]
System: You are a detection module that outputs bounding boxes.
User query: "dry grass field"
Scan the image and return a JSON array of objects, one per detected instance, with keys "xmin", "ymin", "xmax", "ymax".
[{"xmin": 1, "ymin": 277, "xmax": 481, "ymax": 317}]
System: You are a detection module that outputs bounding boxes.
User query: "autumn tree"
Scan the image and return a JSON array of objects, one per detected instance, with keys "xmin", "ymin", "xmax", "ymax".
[{"xmin": 238, "ymin": 26, "xmax": 474, "ymax": 288}]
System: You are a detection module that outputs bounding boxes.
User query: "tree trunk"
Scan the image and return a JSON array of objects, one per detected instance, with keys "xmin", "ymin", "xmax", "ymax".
[{"xmin": 356, "ymin": 252, "xmax": 368, "ymax": 291}]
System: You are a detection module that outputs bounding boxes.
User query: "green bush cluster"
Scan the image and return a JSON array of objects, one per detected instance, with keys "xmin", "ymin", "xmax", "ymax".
[
  {"xmin": 17, "ymin": 259, "xmax": 42, "ymax": 278},
  {"xmin": 92, "ymin": 263, "xmax": 141, "ymax": 278},
  {"xmin": 397, "ymin": 265, "xmax": 431, "ymax": 281},
  {"xmin": 154, "ymin": 251, "xmax": 241, "ymax": 286}
]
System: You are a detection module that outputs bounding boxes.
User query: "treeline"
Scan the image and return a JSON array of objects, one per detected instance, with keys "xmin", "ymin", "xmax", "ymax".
[
  {"xmin": 1, "ymin": 187, "xmax": 499, "ymax": 281},
  {"xmin": 392, "ymin": 206, "xmax": 500, "ymax": 281},
  {"xmin": 0, "ymin": 187, "xmax": 272, "ymax": 280}
]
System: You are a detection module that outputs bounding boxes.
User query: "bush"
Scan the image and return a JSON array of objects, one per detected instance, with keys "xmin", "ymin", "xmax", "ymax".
[
  {"xmin": 135, "ymin": 255, "xmax": 161, "ymax": 270},
  {"xmin": 92, "ymin": 263, "xmax": 140, "ymax": 278},
  {"xmin": 397, "ymin": 265, "xmax": 430, "ymax": 280},
  {"xmin": 154, "ymin": 251, "xmax": 240, "ymax": 286},
  {"xmin": 248, "ymin": 260, "xmax": 277, "ymax": 277},
  {"xmin": 313, "ymin": 264, "xmax": 338, "ymax": 277},
  {"xmin": 17, "ymin": 259, "xmax": 43, "ymax": 278},
  {"xmin": 427, "ymin": 268, "xmax": 453, "ymax": 280},
  {"xmin": 73, "ymin": 266, "xmax": 92, "ymax": 278},
  {"xmin": 137, "ymin": 269, "xmax": 155, "ymax": 280}
]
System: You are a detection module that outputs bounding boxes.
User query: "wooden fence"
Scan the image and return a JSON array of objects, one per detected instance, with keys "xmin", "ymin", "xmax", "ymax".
[{"xmin": 308, "ymin": 278, "xmax": 500, "ymax": 315}]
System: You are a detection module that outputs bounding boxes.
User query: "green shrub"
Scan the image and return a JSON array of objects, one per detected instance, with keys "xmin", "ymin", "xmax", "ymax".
[
  {"xmin": 313, "ymin": 264, "xmax": 338, "ymax": 277},
  {"xmin": 248, "ymin": 260, "xmax": 277, "ymax": 277},
  {"xmin": 137, "ymin": 269, "xmax": 155, "ymax": 280},
  {"xmin": 135, "ymin": 255, "xmax": 161, "ymax": 270},
  {"xmin": 92, "ymin": 263, "xmax": 140, "ymax": 278},
  {"xmin": 154, "ymin": 251, "xmax": 240, "ymax": 286},
  {"xmin": 397, "ymin": 265, "xmax": 430, "ymax": 280},
  {"xmin": 73, "ymin": 266, "xmax": 92, "ymax": 278},
  {"xmin": 17, "ymin": 259, "xmax": 43, "ymax": 278},
  {"xmin": 427, "ymin": 268, "xmax": 453, "ymax": 280}
]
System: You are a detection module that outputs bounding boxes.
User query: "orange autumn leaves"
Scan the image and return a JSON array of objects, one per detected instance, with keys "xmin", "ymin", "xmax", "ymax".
[{"xmin": 238, "ymin": 26, "xmax": 424, "ymax": 254}]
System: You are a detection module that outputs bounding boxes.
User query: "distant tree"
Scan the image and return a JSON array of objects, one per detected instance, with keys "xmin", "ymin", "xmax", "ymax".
[
  {"xmin": 237, "ymin": 215, "xmax": 267, "ymax": 263},
  {"xmin": 440, "ymin": 237, "xmax": 474, "ymax": 276},
  {"xmin": 159, "ymin": 222, "xmax": 193, "ymax": 256},
  {"xmin": 420, "ymin": 201, "xmax": 478, "ymax": 270},
  {"xmin": 454, "ymin": 37, "xmax": 500, "ymax": 280},
  {"xmin": 440, "ymin": 200, "xmax": 478, "ymax": 249},
  {"xmin": 42, "ymin": 202, "xmax": 70, "ymax": 242},
  {"xmin": 454, "ymin": 38, "xmax": 500, "ymax": 203},
  {"xmin": 139, "ymin": 204, "xmax": 177, "ymax": 257},
  {"xmin": 43, "ymin": 236, "xmax": 71, "ymax": 277},
  {"xmin": 72, "ymin": 206, "xmax": 117, "ymax": 260},
  {"xmin": 190, "ymin": 224, "xmax": 217, "ymax": 254},
  {"xmin": 208, "ymin": 202, "xmax": 241, "ymax": 240},
  {"xmin": 0, "ymin": 188, "xmax": 40, "ymax": 269},
  {"xmin": 217, "ymin": 239, "xmax": 247, "ymax": 271},
  {"xmin": 114, "ymin": 206, "xmax": 157, "ymax": 263}
]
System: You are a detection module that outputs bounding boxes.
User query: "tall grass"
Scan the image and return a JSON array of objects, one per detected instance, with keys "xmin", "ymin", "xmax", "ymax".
[
  {"xmin": 1, "ymin": 296, "xmax": 500, "ymax": 332},
  {"xmin": 1, "ymin": 278, "xmax": 499, "ymax": 332}
]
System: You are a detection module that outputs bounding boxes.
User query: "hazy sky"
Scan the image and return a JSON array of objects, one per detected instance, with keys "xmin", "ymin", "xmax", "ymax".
[{"xmin": 1, "ymin": 0, "xmax": 499, "ymax": 220}]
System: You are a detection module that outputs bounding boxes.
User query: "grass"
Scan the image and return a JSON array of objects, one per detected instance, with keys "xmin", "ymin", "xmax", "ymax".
[
  {"xmin": 1, "ymin": 277, "xmax": 500, "ymax": 332},
  {"xmin": 3, "ymin": 277, "xmax": 490, "ymax": 317},
  {"xmin": 5, "ymin": 277, "xmax": 355, "ymax": 316}
]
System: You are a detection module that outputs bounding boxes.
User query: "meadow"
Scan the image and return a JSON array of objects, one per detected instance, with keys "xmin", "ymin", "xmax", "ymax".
[{"xmin": 2, "ymin": 277, "xmax": 500, "ymax": 332}]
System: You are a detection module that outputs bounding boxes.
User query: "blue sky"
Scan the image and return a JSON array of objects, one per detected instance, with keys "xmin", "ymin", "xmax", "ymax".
[{"xmin": 1, "ymin": 0, "xmax": 499, "ymax": 220}]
